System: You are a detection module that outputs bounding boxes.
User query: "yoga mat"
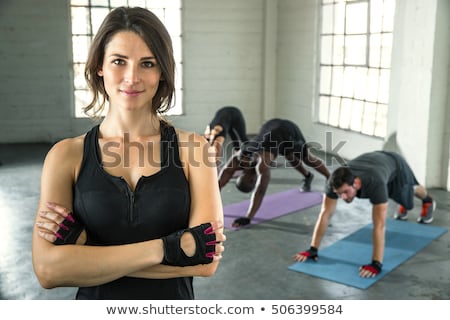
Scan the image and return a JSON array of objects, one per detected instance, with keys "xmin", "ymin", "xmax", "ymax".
[
  {"xmin": 288, "ymin": 218, "xmax": 448, "ymax": 289},
  {"xmin": 223, "ymin": 188, "xmax": 323, "ymax": 229}
]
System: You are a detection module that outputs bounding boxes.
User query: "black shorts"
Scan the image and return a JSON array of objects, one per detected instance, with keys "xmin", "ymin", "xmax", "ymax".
[{"xmin": 385, "ymin": 152, "xmax": 419, "ymax": 210}]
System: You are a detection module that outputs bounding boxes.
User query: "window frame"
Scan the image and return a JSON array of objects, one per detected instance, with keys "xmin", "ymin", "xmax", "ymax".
[{"xmin": 317, "ymin": 0, "xmax": 395, "ymax": 138}]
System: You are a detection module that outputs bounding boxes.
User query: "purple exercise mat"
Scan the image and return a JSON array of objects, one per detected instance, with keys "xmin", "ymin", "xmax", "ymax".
[{"xmin": 223, "ymin": 188, "xmax": 323, "ymax": 229}]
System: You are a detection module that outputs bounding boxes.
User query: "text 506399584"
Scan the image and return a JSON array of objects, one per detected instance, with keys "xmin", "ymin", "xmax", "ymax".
[{"xmin": 271, "ymin": 304, "xmax": 343, "ymax": 315}]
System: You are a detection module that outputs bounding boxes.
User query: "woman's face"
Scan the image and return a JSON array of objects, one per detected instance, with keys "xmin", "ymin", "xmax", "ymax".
[{"xmin": 98, "ymin": 31, "xmax": 162, "ymax": 112}]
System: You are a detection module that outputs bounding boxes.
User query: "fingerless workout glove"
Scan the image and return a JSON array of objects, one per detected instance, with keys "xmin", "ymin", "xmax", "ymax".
[
  {"xmin": 161, "ymin": 223, "xmax": 217, "ymax": 266},
  {"xmin": 53, "ymin": 213, "xmax": 84, "ymax": 245},
  {"xmin": 232, "ymin": 217, "xmax": 250, "ymax": 227},
  {"xmin": 299, "ymin": 246, "xmax": 319, "ymax": 260},
  {"xmin": 361, "ymin": 260, "xmax": 383, "ymax": 275}
]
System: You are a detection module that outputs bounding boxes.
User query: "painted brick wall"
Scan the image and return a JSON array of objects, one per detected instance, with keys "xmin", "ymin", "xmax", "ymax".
[
  {"xmin": 172, "ymin": 0, "xmax": 265, "ymax": 135},
  {"xmin": 0, "ymin": 0, "xmax": 74, "ymax": 143}
]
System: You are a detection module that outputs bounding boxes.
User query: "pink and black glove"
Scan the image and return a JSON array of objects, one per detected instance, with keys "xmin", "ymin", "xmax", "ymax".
[
  {"xmin": 53, "ymin": 212, "xmax": 84, "ymax": 245},
  {"xmin": 298, "ymin": 246, "xmax": 319, "ymax": 261},
  {"xmin": 161, "ymin": 223, "xmax": 217, "ymax": 266},
  {"xmin": 360, "ymin": 260, "xmax": 383, "ymax": 275}
]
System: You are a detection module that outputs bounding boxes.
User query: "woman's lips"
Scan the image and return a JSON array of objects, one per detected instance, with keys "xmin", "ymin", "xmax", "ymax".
[{"xmin": 121, "ymin": 89, "xmax": 143, "ymax": 96}]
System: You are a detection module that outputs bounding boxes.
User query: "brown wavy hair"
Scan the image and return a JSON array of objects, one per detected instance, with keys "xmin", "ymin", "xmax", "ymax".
[{"xmin": 84, "ymin": 7, "xmax": 175, "ymax": 118}]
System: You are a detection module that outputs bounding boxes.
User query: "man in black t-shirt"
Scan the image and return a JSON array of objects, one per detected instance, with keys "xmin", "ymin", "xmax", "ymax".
[{"xmin": 293, "ymin": 151, "xmax": 436, "ymax": 278}]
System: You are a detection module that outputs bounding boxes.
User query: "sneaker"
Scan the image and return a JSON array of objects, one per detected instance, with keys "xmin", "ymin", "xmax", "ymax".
[
  {"xmin": 417, "ymin": 200, "xmax": 436, "ymax": 224},
  {"xmin": 301, "ymin": 173, "xmax": 314, "ymax": 192},
  {"xmin": 394, "ymin": 205, "xmax": 408, "ymax": 221}
]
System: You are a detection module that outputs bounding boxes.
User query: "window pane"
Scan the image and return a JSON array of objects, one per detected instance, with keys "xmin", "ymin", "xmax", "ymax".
[
  {"xmin": 332, "ymin": 35, "xmax": 344, "ymax": 64},
  {"xmin": 172, "ymin": 36, "xmax": 182, "ymax": 64},
  {"xmin": 370, "ymin": 0, "xmax": 383, "ymax": 33},
  {"xmin": 322, "ymin": 4, "xmax": 334, "ymax": 34},
  {"xmin": 321, "ymin": 35, "xmax": 333, "ymax": 65},
  {"xmin": 353, "ymin": 67, "xmax": 367, "ymax": 100},
  {"xmin": 319, "ymin": 96, "xmax": 330, "ymax": 124},
  {"xmin": 73, "ymin": 63, "xmax": 86, "ymax": 90},
  {"xmin": 165, "ymin": 9, "xmax": 181, "ymax": 35},
  {"xmin": 342, "ymin": 66, "xmax": 356, "ymax": 98},
  {"xmin": 374, "ymin": 103, "xmax": 388, "ymax": 137},
  {"xmin": 171, "ymin": 89, "xmax": 183, "ymax": 115},
  {"xmin": 366, "ymin": 68, "xmax": 379, "ymax": 102},
  {"xmin": 361, "ymin": 102, "xmax": 376, "ymax": 135},
  {"xmin": 129, "ymin": 0, "xmax": 147, "ymax": 7},
  {"xmin": 151, "ymin": 9, "xmax": 165, "ymax": 22},
  {"xmin": 164, "ymin": 0, "xmax": 182, "ymax": 9},
  {"xmin": 331, "ymin": 67, "xmax": 344, "ymax": 96},
  {"xmin": 339, "ymin": 98, "xmax": 353, "ymax": 129},
  {"xmin": 329, "ymin": 97, "xmax": 341, "ymax": 127},
  {"xmin": 345, "ymin": 35, "xmax": 366, "ymax": 65},
  {"xmin": 90, "ymin": 8, "xmax": 110, "ymax": 33},
  {"xmin": 369, "ymin": 34, "xmax": 381, "ymax": 67},
  {"xmin": 320, "ymin": 66, "xmax": 332, "ymax": 95},
  {"xmin": 334, "ymin": 2, "xmax": 346, "ymax": 34},
  {"xmin": 380, "ymin": 33, "xmax": 393, "ymax": 68},
  {"xmin": 350, "ymin": 99, "xmax": 363, "ymax": 132},
  {"xmin": 383, "ymin": 0, "xmax": 396, "ymax": 32},
  {"xmin": 71, "ymin": 7, "xmax": 91, "ymax": 35},
  {"xmin": 147, "ymin": 0, "xmax": 165, "ymax": 7},
  {"xmin": 110, "ymin": 0, "xmax": 127, "ymax": 7},
  {"xmin": 71, "ymin": 0, "xmax": 89, "ymax": 5},
  {"xmin": 378, "ymin": 69, "xmax": 390, "ymax": 104},
  {"xmin": 72, "ymin": 36, "xmax": 90, "ymax": 63},
  {"xmin": 345, "ymin": 2, "xmax": 368, "ymax": 34},
  {"xmin": 90, "ymin": 0, "xmax": 109, "ymax": 6}
]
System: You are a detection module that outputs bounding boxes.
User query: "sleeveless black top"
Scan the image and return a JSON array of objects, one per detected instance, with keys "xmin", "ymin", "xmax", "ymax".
[
  {"xmin": 73, "ymin": 121, "xmax": 193, "ymax": 299},
  {"xmin": 209, "ymin": 106, "xmax": 248, "ymax": 142},
  {"xmin": 254, "ymin": 118, "xmax": 306, "ymax": 157}
]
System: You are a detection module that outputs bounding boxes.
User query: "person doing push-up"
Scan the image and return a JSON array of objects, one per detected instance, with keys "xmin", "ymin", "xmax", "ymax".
[{"xmin": 219, "ymin": 118, "xmax": 330, "ymax": 228}]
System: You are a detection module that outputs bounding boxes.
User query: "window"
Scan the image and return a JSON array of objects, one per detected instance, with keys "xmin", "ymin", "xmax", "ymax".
[
  {"xmin": 317, "ymin": 0, "xmax": 395, "ymax": 138},
  {"xmin": 70, "ymin": 0, "xmax": 183, "ymax": 117}
]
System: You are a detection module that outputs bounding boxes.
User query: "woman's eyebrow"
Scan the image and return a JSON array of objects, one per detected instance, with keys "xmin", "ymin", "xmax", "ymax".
[{"xmin": 108, "ymin": 53, "xmax": 156, "ymax": 61}]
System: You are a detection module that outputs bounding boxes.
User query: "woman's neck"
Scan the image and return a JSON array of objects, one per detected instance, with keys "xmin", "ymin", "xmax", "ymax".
[{"xmin": 99, "ymin": 111, "xmax": 161, "ymax": 139}]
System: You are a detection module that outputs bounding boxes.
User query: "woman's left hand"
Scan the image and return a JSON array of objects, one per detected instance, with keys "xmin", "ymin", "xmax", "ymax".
[{"xmin": 36, "ymin": 202, "xmax": 86, "ymax": 245}]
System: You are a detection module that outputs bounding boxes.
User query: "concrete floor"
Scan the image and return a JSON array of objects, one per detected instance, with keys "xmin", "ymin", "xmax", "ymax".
[{"xmin": 0, "ymin": 143, "xmax": 449, "ymax": 300}]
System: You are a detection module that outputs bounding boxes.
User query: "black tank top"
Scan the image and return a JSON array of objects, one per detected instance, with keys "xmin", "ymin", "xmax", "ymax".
[
  {"xmin": 73, "ymin": 121, "xmax": 193, "ymax": 299},
  {"xmin": 209, "ymin": 106, "xmax": 248, "ymax": 141}
]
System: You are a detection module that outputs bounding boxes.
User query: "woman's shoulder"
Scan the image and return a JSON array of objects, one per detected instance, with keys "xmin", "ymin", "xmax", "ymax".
[
  {"xmin": 175, "ymin": 128, "xmax": 207, "ymax": 145},
  {"xmin": 175, "ymin": 128, "xmax": 215, "ymax": 169},
  {"xmin": 45, "ymin": 134, "xmax": 86, "ymax": 165}
]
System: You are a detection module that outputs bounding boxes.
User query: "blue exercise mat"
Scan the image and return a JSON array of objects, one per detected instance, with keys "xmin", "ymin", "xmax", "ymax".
[{"xmin": 288, "ymin": 218, "xmax": 448, "ymax": 289}]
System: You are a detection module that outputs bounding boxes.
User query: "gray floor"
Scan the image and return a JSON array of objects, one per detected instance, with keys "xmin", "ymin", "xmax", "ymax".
[{"xmin": 0, "ymin": 143, "xmax": 449, "ymax": 300}]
